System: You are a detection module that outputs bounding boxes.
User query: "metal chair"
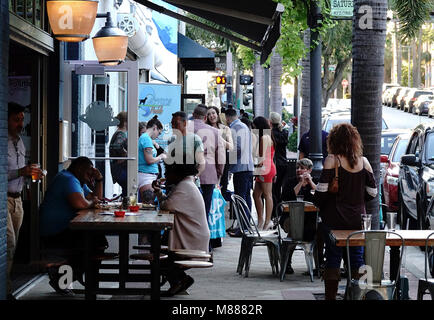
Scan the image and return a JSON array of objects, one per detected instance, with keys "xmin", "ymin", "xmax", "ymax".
[
  {"xmin": 345, "ymin": 230, "xmax": 405, "ymax": 300},
  {"xmin": 231, "ymin": 194, "xmax": 280, "ymax": 277},
  {"xmin": 417, "ymin": 231, "xmax": 434, "ymax": 300},
  {"xmin": 277, "ymin": 201, "xmax": 318, "ymax": 282}
]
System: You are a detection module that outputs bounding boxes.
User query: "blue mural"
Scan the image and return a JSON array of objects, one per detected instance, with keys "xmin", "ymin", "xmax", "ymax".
[{"xmin": 151, "ymin": 0, "xmax": 178, "ymax": 55}]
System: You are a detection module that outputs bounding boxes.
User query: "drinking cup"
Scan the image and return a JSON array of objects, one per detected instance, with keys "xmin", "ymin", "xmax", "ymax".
[
  {"xmin": 31, "ymin": 163, "xmax": 40, "ymax": 182},
  {"xmin": 386, "ymin": 212, "xmax": 397, "ymax": 230},
  {"xmin": 361, "ymin": 214, "xmax": 372, "ymax": 230}
]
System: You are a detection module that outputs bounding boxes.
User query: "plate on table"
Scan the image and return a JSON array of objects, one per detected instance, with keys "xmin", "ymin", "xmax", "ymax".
[{"xmin": 141, "ymin": 203, "xmax": 157, "ymax": 210}]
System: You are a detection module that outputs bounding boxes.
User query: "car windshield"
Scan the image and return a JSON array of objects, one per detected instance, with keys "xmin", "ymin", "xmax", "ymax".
[
  {"xmin": 425, "ymin": 133, "xmax": 434, "ymax": 162},
  {"xmin": 325, "ymin": 118, "xmax": 388, "ymax": 132},
  {"xmin": 415, "ymin": 91, "xmax": 433, "ymax": 98},
  {"xmin": 392, "ymin": 138, "xmax": 409, "ymax": 162},
  {"xmin": 381, "ymin": 134, "xmax": 398, "ymax": 155}
]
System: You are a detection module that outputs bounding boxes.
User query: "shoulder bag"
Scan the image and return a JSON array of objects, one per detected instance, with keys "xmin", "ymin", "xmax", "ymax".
[{"xmin": 328, "ymin": 157, "xmax": 339, "ymax": 194}]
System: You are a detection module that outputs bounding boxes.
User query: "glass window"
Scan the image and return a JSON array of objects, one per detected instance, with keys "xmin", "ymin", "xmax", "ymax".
[
  {"xmin": 392, "ymin": 139, "xmax": 409, "ymax": 162},
  {"xmin": 381, "ymin": 134, "xmax": 397, "ymax": 155},
  {"xmin": 425, "ymin": 134, "xmax": 434, "ymax": 161}
]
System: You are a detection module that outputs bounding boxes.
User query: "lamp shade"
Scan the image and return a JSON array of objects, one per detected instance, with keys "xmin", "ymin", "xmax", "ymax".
[
  {"xmin": 93, "ymin": 36, "xmax": 128, "ymax": 66},
  {"xmin": 47, "ymin": 0, "xmax": 98, "ymax": 42},
  {"xmin": 92, "ymin": 14, "xmax": 128, "ymax": 65}
]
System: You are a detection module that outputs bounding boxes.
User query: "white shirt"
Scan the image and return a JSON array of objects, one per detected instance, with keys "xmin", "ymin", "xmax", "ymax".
[{"xmin": 8, "ymin": 134, "xmax": 26, "ymax": 193}]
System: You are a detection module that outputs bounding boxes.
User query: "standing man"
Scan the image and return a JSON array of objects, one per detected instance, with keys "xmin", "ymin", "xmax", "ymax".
[
  {"xmin": 7, "ymin": 103, "xmax": 42, "ymax": 299},
  {"xmin": 225, "ymin": 108, "xmax": 254, "ymax": 215},
  {"xmin": 298, "ymin": 129, "xmax": 329, "ymax": 163},
  {"xmin": 189, "ymin": 105, "xmax": 225, "ymax": 250}
]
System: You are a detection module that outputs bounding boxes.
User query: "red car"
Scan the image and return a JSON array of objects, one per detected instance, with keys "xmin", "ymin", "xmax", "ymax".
[{"xmin": 381, "ymin": 133, "xmax": 410, "ymax": 212}]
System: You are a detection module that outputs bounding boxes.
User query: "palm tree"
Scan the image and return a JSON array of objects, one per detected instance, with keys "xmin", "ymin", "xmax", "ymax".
[
  {"xmin": 352, "ymin": 0, "xmax": 432, "ymax": 229},
  {"xmin": 253, "ymin": 58, "xmax": 265, "ymax": 116},
  {"xmin": 300, "ymin": 30, "xmax": 311, "ymax": 137},
  {"xmin": 351, "ymin": 0, "xmax": 388, "ymax": 229},
  {"xmin": 270, "ymin": 48, "xmax": 283, "ymax": 114}
]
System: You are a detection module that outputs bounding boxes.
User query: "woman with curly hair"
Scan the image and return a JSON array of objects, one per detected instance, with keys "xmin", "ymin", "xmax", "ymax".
[{"xmin": 313, "ymin": 123, "xmax": 377, "ymax": 300}]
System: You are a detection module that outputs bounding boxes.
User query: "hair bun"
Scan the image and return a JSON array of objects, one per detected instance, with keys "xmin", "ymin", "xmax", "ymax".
[{"xmin": 152, "ymin": 115, "xmax": 158, "ymax": 119}]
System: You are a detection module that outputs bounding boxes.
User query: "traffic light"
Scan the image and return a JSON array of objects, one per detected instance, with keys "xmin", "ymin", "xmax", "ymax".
[
  {"xmin": 216, "ymin": 75, "xmax": 226, "ymax": 84},
  {"xmin": 240, "ymin": 74, "xmax": 253, "ymax": 85}
]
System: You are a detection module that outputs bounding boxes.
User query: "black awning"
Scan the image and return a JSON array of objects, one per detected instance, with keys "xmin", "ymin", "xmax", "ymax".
[
  {"xmin": 136, "ymin": 0, "xmax": 283, "ymax": 64},
  {"xmin": 178, "ymin": 33, "xmax": 216, "ymax": 71}
]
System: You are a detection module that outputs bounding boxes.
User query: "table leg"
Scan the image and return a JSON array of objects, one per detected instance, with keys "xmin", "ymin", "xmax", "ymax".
[
  {"xmin": 84, "ymin": 232, "xmax": 96, "ymax": 300},
  {"xmin": 150, "ymin": 231, "xmax": 161, "ymax": 300},
  {"xmin": 119, "ymin": 232, "xmax": 129, "ymax": 289},
  {"xmin": 389, "ymin": 246, "xmax": 401, "ymax": 300}
]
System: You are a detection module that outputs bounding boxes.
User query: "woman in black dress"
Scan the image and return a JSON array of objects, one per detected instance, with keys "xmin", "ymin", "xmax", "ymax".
[{"xmin": 313, "ymin": 123, "xmax": 377, "ymax": 300}]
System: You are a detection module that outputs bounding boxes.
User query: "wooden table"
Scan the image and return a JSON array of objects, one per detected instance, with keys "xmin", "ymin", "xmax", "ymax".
[
  {"xmin": 330, "ymin": 229, "xmax": 434, "ymax": 299},
  {"xmin": 70, "ymin": 208, "xmax": 174, "ymax": 300},
  {"xmin": 282, "ymin": 202, "xmax": 318, "ymax": 213}
]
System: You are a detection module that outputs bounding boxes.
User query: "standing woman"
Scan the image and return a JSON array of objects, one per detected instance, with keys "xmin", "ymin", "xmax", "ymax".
[
  {"xmin": 138, "ymin": 116, "xmax": 166, "ymax": 196},
  {"xmin": 109, "ymin": 112, "xmax": 128, "ymax": 197},
  {"xmin": 252, "ymin": 116, "xmax": 276, "ymax": 231},
  {"xmin": 313, "ymin": 123, "xmax": 377, "ymax": 300},
  {"xmin": 269, "ymin": 112, "xmax": 289, "ymax": 216},
  {"xmin": 206, "ymin": 106, "xmax": 233, "ymax": 190}
]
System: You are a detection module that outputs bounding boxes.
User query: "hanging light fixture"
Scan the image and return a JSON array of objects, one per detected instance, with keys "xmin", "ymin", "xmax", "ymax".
[
  {"xmin": 46, "ymin": 0, "xmax": 99, "ymax": 42},
  {"xmin": 92, "ymin": 12, "xmax": 128, "ymax": 66}
]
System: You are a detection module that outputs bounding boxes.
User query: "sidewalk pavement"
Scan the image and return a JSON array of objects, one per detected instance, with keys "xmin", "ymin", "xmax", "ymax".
[{"xmin": 16, "ymin": 217, "xmax": 424, "ymax": 301}]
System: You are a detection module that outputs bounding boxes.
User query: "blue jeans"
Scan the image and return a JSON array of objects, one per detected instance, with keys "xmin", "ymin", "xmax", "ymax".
[
  {"xmin": 322, "ymin": 225, "xmax": 365, "ymax": 270},
  {"xmin": 232, "ymin": 171, "xmax": 253, "ymax": 216}
]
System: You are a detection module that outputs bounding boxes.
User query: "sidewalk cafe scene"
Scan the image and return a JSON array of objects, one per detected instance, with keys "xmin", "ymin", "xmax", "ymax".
[{"xmin": 2, "ymin": 0, "xmax": 434, "ymax": 308}]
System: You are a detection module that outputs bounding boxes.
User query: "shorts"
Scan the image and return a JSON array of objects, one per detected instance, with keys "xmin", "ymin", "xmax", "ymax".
[{"xmin": 138, "ymin": 172, "xmax": 158, "ymax": 188}]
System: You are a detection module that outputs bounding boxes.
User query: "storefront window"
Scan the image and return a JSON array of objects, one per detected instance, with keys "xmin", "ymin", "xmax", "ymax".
[{"xmin": 10, "ymin": 0, "xmax": 44, "ymax": 30}]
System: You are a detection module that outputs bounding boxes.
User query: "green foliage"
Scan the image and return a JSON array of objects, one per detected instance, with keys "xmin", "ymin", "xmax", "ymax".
[
  {"xmin": 282, "ymin": 109, "xmax": 293, "ymax": 124},
  {"xmin": 391, "ymin": 0, "xmax": 434, "ymax": 40},
  {"xmin": 288, "ymin": 131, "xmax": 298, "ymax": 152}
]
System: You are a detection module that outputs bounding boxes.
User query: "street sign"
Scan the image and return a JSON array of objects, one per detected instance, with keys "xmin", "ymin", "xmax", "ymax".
[
  {"xmin": 214, "ymin": 56, "xmax": 226, "ymax": 71},
  {"xmin": 331, "ymin": 0, "xmax": 354, "ymax": 18},
  {"xmin": 240, "ymin": 75, "xmax": 253, "ymax": 85},
  {"xmin": 342, "ymin": 79, "xmax": 349, "ymax": 87}
]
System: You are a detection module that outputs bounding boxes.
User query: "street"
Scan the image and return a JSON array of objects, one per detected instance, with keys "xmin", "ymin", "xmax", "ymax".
[{"xmin": 382, "ymin": 105, "xmax": 434, "ymax": 129}]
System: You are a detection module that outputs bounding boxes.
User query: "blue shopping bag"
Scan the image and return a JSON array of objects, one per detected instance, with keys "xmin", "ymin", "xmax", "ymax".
[{"xmin": 208, "ymin": 187, "xmax": 226, "ymax": 239}]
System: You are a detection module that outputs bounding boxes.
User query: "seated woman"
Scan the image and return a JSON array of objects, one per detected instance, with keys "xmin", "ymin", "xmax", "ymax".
[
  {"xmin": 279, "ymin": 158, "xmax": 317, "ymax": 274},
  {"xmin": 152, "ymin": 163, "xmax": 210, "ymax": 296}
]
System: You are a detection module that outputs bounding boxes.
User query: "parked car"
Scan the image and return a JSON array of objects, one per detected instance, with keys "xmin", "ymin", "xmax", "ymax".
[
  {"xmin": 322, "ymin": 112, "xmax": 389, "ymax": 133},
  {"xmin": 385, "ymin": 86, "xmax": 401, "ymax": 107},
  {"xmin": 404, "ymin": 90, "xmax": 434, "ymax": 113},
  {"xmin": 397, "ymin": 87, "xmax": 412, "ymax": 110},
  {"xmin": 391, "ymin": 87, "xmax": 405, "ymax": 107},
  {"xmin": 382, "ymin": 87, "xmax": 394, "ymax": 105},
  {"xmin": 413, "ymin": 95, "xmax": 434, "ymax": 115},
  {"xmin": 427, "ymin": 100, "xmax": 434, "ymax": 118},
  {"xmin": 381, "ymin": 132, "xmax": 410, "ymax": 213},
  {"xmin": 398, "ymin": 123, "xmax": 434, "ymax": 230}
]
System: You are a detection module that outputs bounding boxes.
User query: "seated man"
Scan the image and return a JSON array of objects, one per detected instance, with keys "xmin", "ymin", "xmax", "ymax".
[
  {"xmin": 152, "ymin": 162, "xmax": 210, "ymax": 296},
  {"xmin": 39, "ymin": 156, "xmax": 108, "ymax": 295},
  {"xmin": 279, "ymin": 158, "xmax": 317, "ymax": 274}
]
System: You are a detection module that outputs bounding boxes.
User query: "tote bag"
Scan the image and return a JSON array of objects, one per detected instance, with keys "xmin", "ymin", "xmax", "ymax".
[{"xmin": 208, "ymin": 187, "xmax": 227, "ymax": 239}]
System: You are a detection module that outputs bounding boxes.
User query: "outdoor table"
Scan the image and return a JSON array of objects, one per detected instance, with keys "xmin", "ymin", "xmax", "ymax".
[
  {"xmin": 282, "ymin": 202, "xmax": 318, "ymax": 213},
  {"xmin": 70, "ymin": 208, "xmax": 174, "ymax": 300},
  {"xmin": 330, "ymin": 229, "xmax": 434, "ymax": 299}
]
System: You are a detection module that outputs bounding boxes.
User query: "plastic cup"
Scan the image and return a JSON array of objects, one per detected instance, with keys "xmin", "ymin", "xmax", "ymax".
[
  {"xmin": 386, "ymin": 212, "xmax": 397, "ymax": 230},
  {"xmin": 361, "ymin": 214, "xmax": 372, "ymax": 230},
  {"xmin": 31, "ymin": 163, "xmax": 40, "ymax": 182}
]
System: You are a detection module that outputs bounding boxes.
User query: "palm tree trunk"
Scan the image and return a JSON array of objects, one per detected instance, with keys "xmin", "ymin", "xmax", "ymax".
[
  {"xmin": 300, "ymin": 29, "xmax": 311, "ymax": 137},
  {"xmin": 270, "ymin": 48, "xmax": 283, "ymax": 114},
  {"xmin": 253, "ymin": 57, "xmax": 265, "ymax": 116},
  {"xmin": 352, "ymin": 0, "xmax": 388, "ymax": 230}
]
